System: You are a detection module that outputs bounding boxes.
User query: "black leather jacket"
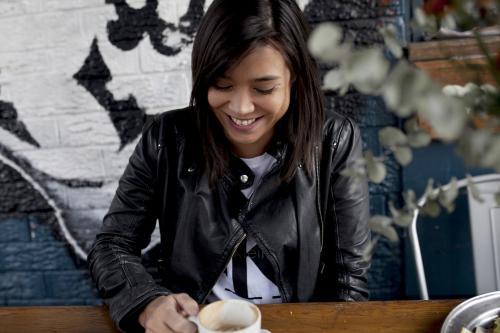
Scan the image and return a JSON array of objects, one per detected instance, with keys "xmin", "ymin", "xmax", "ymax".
[{"xmin": 88, "ymin": 107, "xmax": 371, "ymax": 332}]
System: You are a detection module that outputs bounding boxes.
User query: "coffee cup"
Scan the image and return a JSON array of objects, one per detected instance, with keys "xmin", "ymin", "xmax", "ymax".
[{"xmin": 189, "ymin": 299, "xmax": 269, "ymax": 333}]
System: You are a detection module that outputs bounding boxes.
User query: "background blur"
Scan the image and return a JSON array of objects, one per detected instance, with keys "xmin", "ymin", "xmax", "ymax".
[{"xmin": 0, "ymin": 0, "xmax": 456, "ymax": 305}]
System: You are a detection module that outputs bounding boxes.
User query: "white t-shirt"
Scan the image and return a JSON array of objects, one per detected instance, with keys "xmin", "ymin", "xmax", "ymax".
[{"xmin": 207, "ymin": 153, "xmax": 282, "ymax": 304}]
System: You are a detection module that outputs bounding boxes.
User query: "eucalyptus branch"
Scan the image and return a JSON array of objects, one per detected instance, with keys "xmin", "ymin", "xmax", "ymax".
[{"xmin": 473, "ymin": 30, "xmax": 500, "ymax": 88}]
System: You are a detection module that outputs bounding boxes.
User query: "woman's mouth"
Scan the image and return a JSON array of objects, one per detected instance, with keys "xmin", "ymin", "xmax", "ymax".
[
  {"xmin": 230, "ymin": 116, "xmax": 257, "ymax": 126},
  {"xmin": 227, "ymin": 115, "xmax": 262, "ymax": 129}
]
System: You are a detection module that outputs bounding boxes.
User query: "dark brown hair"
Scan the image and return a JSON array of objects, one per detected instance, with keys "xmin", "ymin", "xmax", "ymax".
[{"xmin": 190, "ymin": 0, "xmax": 324, "ymax": 186}]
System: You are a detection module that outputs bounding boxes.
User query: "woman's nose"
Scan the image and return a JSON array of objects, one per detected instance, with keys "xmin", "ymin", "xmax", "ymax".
[{"xmin": 228, "ymin": 89, "xmax": 255, "ymax": 116}]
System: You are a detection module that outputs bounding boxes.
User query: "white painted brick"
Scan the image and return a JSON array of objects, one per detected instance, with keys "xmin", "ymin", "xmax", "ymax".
[
  {"xmin": 43, "ymin": 179, "xmax": 69, "ymax": 208},
  {"xmin": 79, "ymin": 7, "xmax": 144, "ymax": 75},
  {"xmin": 126, "ymin": 0, "xmax": 147, "ymax": 10},
  {"xmin": 175, "ymin": 0, "xmax": 199, "ymax": 18},
  {"xmin": 0, "ymin": 50, "xmax": 52, "ymax": 79},
  {"xmin": 22, "ymin": 117, "xmax": 60, "ymax": 148},
  {"xmin": 45, "ymin": 46, "xmax": 94, "ymax": 77},
  {"xmin": 5, "ymin": 73, "xmax": 101, "ymax": 111},
  {"xmin": 41, "ymin": 12, "xmax": 88, "ymax": 50},
  {"xmin": 101, "ymin": 143, "xmax": 137, "ymax": 178},
  {"xmin": 0, "ymin": 0, "xmax": 41, "ymax": 18},
  {"xmin": 0, "ymin": 127, "xmax": 35, "ymax": 152},
  {"xmin": 65, "ymin": 179, "xmax": 117, "ymax": 210},
  {"xmin": 57, "ymin": 112, "xmax": 120, "ymax": 148},
  {"xmin": 96, "ymin": 39, "xmax": 142, "ymax": 76},
  {"xmin": 64, "ymin": 207, "xmax": 108, "ymax": 237},
  {"xmin": 147, "ymin": 107, "xmax": 184, "ymax": 116},
  {"xmin": 0, "ymin": 82, "xmax": 11, "ymax": 99},
  {"xmin": 78, "ymin": 0, "xmax": 113, "ymax": 9},
  {"xmin": 16, "ymin": 106, "xmax": 100, "ymax": 119},
  {"xmin": 79, "ymin": 6, "xmax": 118, "ymax": 44},
  {"xmin": 20, "ymin": 146, "xmax": 107, "ymax": 179},
  {"xmin": 107, "ymin": 71, "xmax": 191, "ymax": 110},
  {"xmin": 139, "ymin": 38, "xmax": 191, "ymax": 73},
  {"xmin": 0, "ymin": 15, "xmax": 47, "ymax": 52},
  {"xmin": 41, "ymin": 0, "xmax": 88, "ymax": 12},
  {"xmin": 156, "ymin": 0, "xmax": 180, "ymax": 24}
]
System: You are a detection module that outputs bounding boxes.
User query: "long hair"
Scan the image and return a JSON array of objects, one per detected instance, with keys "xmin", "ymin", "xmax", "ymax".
[{"xmin": 190, "ymin": 0, "xmax": 324, "ymax": 186}]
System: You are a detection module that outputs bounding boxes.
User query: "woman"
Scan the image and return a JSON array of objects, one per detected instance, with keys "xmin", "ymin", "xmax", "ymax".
[{"xmin": 88, "ymin": 0, "xmax": 371, "ymax": 332}]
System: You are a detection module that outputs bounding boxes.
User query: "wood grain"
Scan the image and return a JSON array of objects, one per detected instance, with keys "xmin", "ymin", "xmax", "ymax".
[
  {"xmin": 0, "ymin": 306, "xmax": 117, "ymax": 333},
  {"xmin": 409, "ymin": 36, "xmax": 500, "ymax": 85},
  {"xmin": 409, "ymin": 36, "xmax": 500, "ymax": 62},
  {"xmin": 260, "ymin": 300, "xmax": 462, "ymax": 333},
  {"xmin": 0, "ymin": 300, "xmax": 463, "ymax": 333}
]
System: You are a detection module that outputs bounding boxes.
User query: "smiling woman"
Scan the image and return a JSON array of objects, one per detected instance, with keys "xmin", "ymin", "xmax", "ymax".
[
  {"xmin": 207, "ymin": 45, "xmax": 291, "ymax": 158},
  {"xmin": 88, "ymin": 0, "xmax": 371, "ymax": 332}
]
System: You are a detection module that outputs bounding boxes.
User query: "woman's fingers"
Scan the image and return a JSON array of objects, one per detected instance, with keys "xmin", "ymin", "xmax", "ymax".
[
  {"xmin": 163, "ymin": 306, "xmax": 197, "ymax": 333},
  {"xmin": 140, "ymin": 294, "xmax": 199, "ymax": 333},
  {"xmin": 172, "ymin": 293, "xmax": 199, "ymax": 316}
]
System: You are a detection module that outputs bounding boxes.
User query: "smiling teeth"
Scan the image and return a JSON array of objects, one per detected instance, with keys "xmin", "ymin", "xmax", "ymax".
[{"xmin": 230, "ymin": 116, "xmax": 256, "ymax": 126}]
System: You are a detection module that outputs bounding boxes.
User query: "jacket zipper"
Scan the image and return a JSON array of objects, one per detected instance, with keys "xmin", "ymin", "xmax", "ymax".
[
  {"xmin": 245, "ymin": 163, "xmax": 290, "ymax": 302},
  {"xmin": 200, "ymin": 232, "xmax": 247, "ymax": 304},
  {"xmin": 202, "ymin": 156, "xmax": 288, "ymax": 303}
]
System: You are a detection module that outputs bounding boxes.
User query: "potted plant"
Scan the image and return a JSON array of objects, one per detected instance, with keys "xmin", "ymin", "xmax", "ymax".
[{"xmin": 307, "ymin": 0, "xmax": 500, "ymax": 247}]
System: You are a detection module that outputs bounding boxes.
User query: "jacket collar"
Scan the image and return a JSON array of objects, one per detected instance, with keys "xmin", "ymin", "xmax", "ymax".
[{"xmin": 221, "ymin": 138, "xmax": 288, "ymax": 192}]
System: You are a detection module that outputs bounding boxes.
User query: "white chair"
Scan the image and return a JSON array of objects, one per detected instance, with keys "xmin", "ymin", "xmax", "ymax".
[{"xmin": 409, "ymin": 174, "xmax": 500, "ymax": 300}]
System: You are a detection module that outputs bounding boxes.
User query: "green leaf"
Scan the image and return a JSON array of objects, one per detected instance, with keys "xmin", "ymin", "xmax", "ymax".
[
  {"xmin": 403, "ymin": 190, "xmax": 418, "ymax": 210},
  {"xmin": 423, "ymin": 178, "xmax": 439, "ymax": 200},
  {"xmin": 466, "ymin": 174, "xmax": 485, "ymax": 203},
  {"xmin": 438, "ymin": 177, "xmax": 458, "ymax": 213},
  {"xmin": 412, "ymin": 8, "xmax": 438, "ymax": 34},
  {"xmin": 495, "ymin": 191, "xmax": 500, "ymax": 206},
  {"xmin": 344, "ymin": 47, "xmax": 390, "ymax": 94},
  {"xmin": 481, "ymin": 136, "xmax": 500, "ymax": 171},
  {"xmin": 369, "ymin": 215, "xmax": 399, "ymax": 243},
  {"xmin": 379, "ymin": 126, "xmax": 408, "ymax": 147},
  {"xmin": 388, "ymin": 201, "xmax": 414, "ymax": 227},
  {"xmin": 383, "ymin": 62, "xmax": 436, "ymax": 118},
  {"xmin": 323, "ymin": 69, "xmax": 347, "ymax": 91},
  {"xmin": 456, "ymin": 128, "xmax": 492, "ymax": 168},
  {"xmin": 421, "ymin": 199, "xmax": 441, "ymax": 217},
  {"xmin": 364, "ymin": 151, "xmax": 386, "ymax": 183},
  {"xmin": 308, "ymin": 23, "xmax": 347, "ymax": 63},
  {"xmin": 404, "ymin": 117, "xmax": 421, "ymax": 133},
  {"xmin": 379, "ymin": 24, "xmax": 403, "ymax": 59},
  {"xmin": 393, "ymin": 146, "xmax": 413, "ymax": 166},
  {"xmin": 441, "ymin": 14, "xmax": 457, "ymax": 30},
  {"xmin": 417, "ymin": 94, "xmax": 467, "ymax": 141},
  {"xmin": 362, "ymin": 237, "xmax": 379, "ymax": 262},
  {"xmin": 407, "ymin": 131, "xmax": 432, "ymax": 148},
  {"xmin": 493, "ymin": 317, "xmax": 500, "ymax": 333}
]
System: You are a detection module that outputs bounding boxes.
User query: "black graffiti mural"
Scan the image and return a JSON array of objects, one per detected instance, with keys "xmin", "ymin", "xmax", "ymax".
[
  {"xmin": 73, "ymin": 0, "xmax": 207, "ymax": 151},
  {"xmin": 73, "ymin": 38, "xmax": 149, "ymax": 150},
  {"xmin": 106, "ymin": 0, "xmax": 204, "ymax": 56},
  {"xmin": 0, "ymin": 101, "xmax": 40, "ymax": 148}
]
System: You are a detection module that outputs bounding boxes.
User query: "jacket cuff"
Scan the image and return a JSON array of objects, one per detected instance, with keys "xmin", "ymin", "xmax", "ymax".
[{"xmin": 110, "ymin": 285, "xmax": 172, "ymax": 333}]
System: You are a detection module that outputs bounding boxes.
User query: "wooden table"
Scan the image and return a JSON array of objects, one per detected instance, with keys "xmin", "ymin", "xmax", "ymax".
[{"xmin": 0, "ymin": 299, "xmax": 463, "ymax": 332}]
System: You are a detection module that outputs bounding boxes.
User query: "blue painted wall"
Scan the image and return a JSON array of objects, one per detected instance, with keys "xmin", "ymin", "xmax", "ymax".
[{"xmin": 403, "ymin": 143, "xmax": 493, "ymax": 298}]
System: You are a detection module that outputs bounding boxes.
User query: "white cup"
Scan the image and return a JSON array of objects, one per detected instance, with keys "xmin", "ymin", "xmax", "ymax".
[{"xmin": 189, "ymin": 299, "xmax": 270, "ymax": 333}]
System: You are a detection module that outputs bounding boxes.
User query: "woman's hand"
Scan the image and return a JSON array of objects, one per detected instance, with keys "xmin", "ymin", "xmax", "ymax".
[{"xmin": 138, "ymin": 293, "xmax": 199, "ymax": 333}]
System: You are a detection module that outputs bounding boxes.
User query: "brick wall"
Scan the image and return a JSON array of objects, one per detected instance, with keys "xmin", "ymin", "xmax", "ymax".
[{"xmin": 0, "ymin": 0, "xmax": 406, "ymax": 305}]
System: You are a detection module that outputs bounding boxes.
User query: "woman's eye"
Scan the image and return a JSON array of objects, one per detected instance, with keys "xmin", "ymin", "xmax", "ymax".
[
  {"xmin": 255, "ymin": 87, "xmax": 275, "ymax": 95},
  {"xmin": 213, "ymin": 84, "xmax": 232, "ymax": 91}
]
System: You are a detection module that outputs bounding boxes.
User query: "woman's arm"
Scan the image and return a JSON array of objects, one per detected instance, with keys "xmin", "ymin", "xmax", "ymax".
[
  {"xmin": 318, "ymin": 117, "xmax": 371, "ymax": 301},
  {"xmin": 88, "ymin": 118, "xmax": 172, "ymax": 331}
]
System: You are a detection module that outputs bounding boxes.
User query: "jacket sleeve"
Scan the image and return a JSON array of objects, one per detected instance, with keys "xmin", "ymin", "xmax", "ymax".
[
  {"xmin": 326, "ymin": 118, "xmax": 371, "ymax": 301},
  {"xmin": 88, "ymin": 118, "xmax": 171, "ymax": 332}
]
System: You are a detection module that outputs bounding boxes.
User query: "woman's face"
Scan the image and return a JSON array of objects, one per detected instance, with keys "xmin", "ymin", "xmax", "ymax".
[{"xmin": 208, "ymin": 45, "xmax": 292, "ymax": 158}]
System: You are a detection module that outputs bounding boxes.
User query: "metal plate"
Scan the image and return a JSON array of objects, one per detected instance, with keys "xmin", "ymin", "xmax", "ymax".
[{"xmin": 441, "ymin": 291, "xmax": 500, "ymax": 333}]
